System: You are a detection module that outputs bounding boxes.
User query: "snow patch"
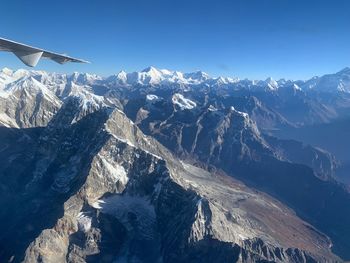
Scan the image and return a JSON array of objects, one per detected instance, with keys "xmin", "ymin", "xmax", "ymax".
[
  {"xmin": 101, "ymin": 157, "xmax": 129, "ymax": 185},
  {"xmin": 92, "ymin": 195, "xmax": 157, "ymax": 239},
  {"xmin": 230, "ymin": 106, "xmax": 249, "ymax": 118},
  {"xmin": 146, "ymin": 94, "xmax": 161, "ymax": 102},
  {"xmin": 77, "ymin": 212, "xmax": 92, "ymax": 232},
  {"xmin": 109, "ymin": 132, "xmax": 136, "ymax": 148},
  {"xmin": 172, "ymin": 93, "xmax": 197, "ymax": 110},
  {"xmin": 208, "ymin": 105, "xmax": 218, "ymax": 111},
  {"xmin": 238, "ymin": 233, "xmax": 248, "ymax": 241}
]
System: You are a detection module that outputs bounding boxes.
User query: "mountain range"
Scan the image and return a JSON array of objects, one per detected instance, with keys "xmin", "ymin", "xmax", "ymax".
[{"xmin": 0, "ymin": 66, "xmax": 350, "ymax": 262}]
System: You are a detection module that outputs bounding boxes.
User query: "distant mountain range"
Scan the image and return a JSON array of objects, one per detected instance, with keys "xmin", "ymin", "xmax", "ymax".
[
  {"xmin": 2, "ymin": 66, "xmax": 350, "ymax": 91},
  {"xmin": 0, "ymin": 67, "xmax": 350, "ymax": 262}
]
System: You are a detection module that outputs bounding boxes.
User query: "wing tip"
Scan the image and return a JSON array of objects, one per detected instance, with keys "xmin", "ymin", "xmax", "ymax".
[
  {"xmin": 1, "ymin": 36, "xmax": 91, "ymax": 66},
  {"xmin": 80, "ymin": 59, "xmax": 91, "ymax": 64}
]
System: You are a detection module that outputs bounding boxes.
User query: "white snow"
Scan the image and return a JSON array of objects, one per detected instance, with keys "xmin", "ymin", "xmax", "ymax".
[
  {"xmin": 238, "ymin": 233, "xmax": 248, "ymax": 241},
  {"xmin": 301, "ymin": 68, "xmax": 350, "ymax": 93},
  {"xmin": 172, "ymin": 93, "xmax": 197, "ymax": 110},
  {"xmin": 77, "ymin": 212, "xmax": 92, "ymax": 232},
  {"xmin": 3, "ymin": 76, "xmax": 60, "ymax": 105},
  {"xmin": 292, "ymin": 83, "xmax": 302, "ymax": 91},
  {"xmin": 109, "ymin": 132, "xmax": 136, "ymax": 148},
  {"xmin": 265, "ymin": 77, "xmax": 279, "ymax": 90},
  {"xmin": 146, "ymin": 94, "xmax": 161, "ymax": 101},
  {"xmin": 92, "ymin": 199, "xmax": 106, "ymax": 209},
  {"xmin": 239, "ymin": 111, "xmax": 249, "ymax": 118},
  {"xmin": 107, "ymin": 67, "xmax": 213, "ymax": 86},
  {"xmin": 68, "ymin": 82, "xmax": 105, "ymax": 111},
  {"xmin": 101, "ymin": 158, "xmax": 129, "ymax": 185},
  {"xmin": 0, "ymin": 90, "xmax": 10, "ymax": 98},
  {"xmin": 230, "ymin": 106, "xmax": 249, "ymax": 118},
  {"xmin": 142, "ymin": 149, "xmax": 163, "ymax": 160},
  {"xmin": 116, "ymin": 70, "xmax": 127, "ymax": 83},
  {"xmin": 184, "ymin": 71, "xmax": 210, "ymax": 82},
  {"xmin": 208, "ymin": 105, "xmax": 218, "ymax": 111},
  {"xmin": 0, "ymin": 112, "xmax": 18, "ymax": 128},
  {"xmin": 70, "ymin": 72, "xmax": 102, "ymax": 85},
  {"xmin": 91, "ymin": 195, "xmax": 156, "ymax": 235}
]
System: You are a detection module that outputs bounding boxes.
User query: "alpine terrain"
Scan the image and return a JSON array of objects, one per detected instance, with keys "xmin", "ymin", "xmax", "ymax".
[{"xmin": 0, "ymin": 67, "xmax": 349, "ymax": 263}]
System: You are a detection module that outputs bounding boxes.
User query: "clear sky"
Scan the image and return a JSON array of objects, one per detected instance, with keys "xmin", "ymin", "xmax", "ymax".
[{"xmin": 0, "ymin": 0, "xmax": 349, "ymax": 80}]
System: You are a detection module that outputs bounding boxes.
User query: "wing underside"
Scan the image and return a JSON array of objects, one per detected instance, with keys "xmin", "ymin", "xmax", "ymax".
[{"xmin": 0, "ymin": 37, "xmax": 89, "ymax": 67}]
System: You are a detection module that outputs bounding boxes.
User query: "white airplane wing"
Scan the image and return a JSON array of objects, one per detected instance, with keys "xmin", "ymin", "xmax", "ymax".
[{"xmin": 0, "ymin": 37, "xmax": 90, "ymax": 67}]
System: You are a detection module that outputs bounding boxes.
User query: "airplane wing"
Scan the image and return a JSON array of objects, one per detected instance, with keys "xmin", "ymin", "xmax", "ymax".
[{"xmin": 0, "ymin": 37, "xmax": 90, "ymax": 67}]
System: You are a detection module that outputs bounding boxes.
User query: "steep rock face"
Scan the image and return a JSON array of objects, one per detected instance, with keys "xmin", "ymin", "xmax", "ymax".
[
  {"xmin": 265, "ymin": 135, "xmax": 338, "ymax": 180},
  {"xmin": 0, "ymin": 67, "xmax": 349, "ymax": 261},
  {"xmin": 125, "ymin": 96, "xmax": 350, "ymax": 260},
  {"xmin": 130, "ymin": 97, "xmax": 336, "ymax": 179},
  {"xmin": 0, "ymin": 100, "xmax": 112, "ymax": 261},
  {"xmin": 0, "ymin": 98, "xmax": 339, "ymax": 263},
  {"xmin": 272, "ymin": 117, "xmax": 350, "ymax": 185}
]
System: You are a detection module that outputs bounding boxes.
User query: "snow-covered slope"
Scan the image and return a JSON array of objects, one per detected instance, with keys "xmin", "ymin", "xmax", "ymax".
[
  {"xmin": 2, "ymin": 66, "xmax": 350, "ymax": 130},
  {"xmin": 172, "ymin": 93, "xmax": 197, "ymax": 110},
  {"xmin": 1, "ymin": 66, "xmax": 350, "ymax": 261},
  {"xmin": 0, "ymin": 76, "xmax": 62, "ymax": 128},
  {"xmin": 106, "ymin": 66, "xmax": 234, "ymax": 86},
  {"xmin": 0, "ymin": 69, "xmax": 119, "ymax": 128},
  {"xmin": 301, "ymin": 67, "xmax": 350, "ymax": 93},
  {"xmin": 2, "ymin": 66, "xmax": 350, "ymax": 93},
  {"xmin": 0, "ymin": 98, "xmax": 340, "ymax": 262}
]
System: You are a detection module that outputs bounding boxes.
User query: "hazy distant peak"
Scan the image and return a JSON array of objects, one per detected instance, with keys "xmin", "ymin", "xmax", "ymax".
[
  {"xmin": 336, "ymin": 67, "xmax": 350, "ymax": 75},
  {"xmin": 2, "ymin": 66, "xmax": 350, "ymax": 93}
]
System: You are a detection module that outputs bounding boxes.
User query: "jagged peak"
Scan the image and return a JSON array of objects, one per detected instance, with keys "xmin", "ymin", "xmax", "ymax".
[
  {"xmin": 141, "ymin": 66, "xmax": 159, "ymax": 73},
  {"xmin": 2, "ymin": 75, "xmax": 60, "ymax": 105},
  {"xmin": 3, "ymin": 67, "xmax": 350, "ymax": 93},
  {"xmin": 117, "ymin": 70, "xmax": 127, "ymax": 76},
  {"xmin": 336, "ymin": 67, "xmax": 350, "ymax": 75},
  {"xmin": 69, "ymin": 71, "xmax": 102, "ymax": 82},
  {"xmin": 292, "ymin": 83, "xmax": 302, "ymax": 90},
  {"xmin": 1, "ymin": 67, "xmax": 13, "ymax": 75},
  {"xmin": 264, "ymin": 77, "xmax": 279, "ymax": 90},
  {"xmin": 184, "ymin": 70, "xmax": 210, "ymax": 80},
  {"xmin": 67, "ymin": 82, "xmax": 107, "ymax": 119},
  {"xmin": 7, "ymin": 75, "xmax": 44, "ymax": 89}
]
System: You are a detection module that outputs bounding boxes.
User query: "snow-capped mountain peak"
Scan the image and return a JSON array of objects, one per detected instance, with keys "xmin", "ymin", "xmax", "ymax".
[
  {"xmin": 302, "ymin": 67, "xmax": 350, "ymax": 93},
  {"xmin": 3, "ymin": 76, "xmax": 58, "ymax": 103},
  {"xmin": 183, "ymin": 70, "xmax": 210, "ymax": 82},
  {"xmin": 68, "ymin": 82, "xmax": 105, "ymax": 110},
  {"xmin": 264, "ymin": 77, "xmax": 279, "ymax": 90},
  {"xmin": 69, "ymin": 72, "xmax": 102, "ymax": 85},
  {"xmin": 0, "ymin": 67, "xmax": 13, "ymax": 75},
  {"xmin": 139, "ymin": 66, "xmax": 166, "ymax": 84},
  {"xmin": 116, "ymin": 70, "xmax": 127, "ymax": 81},
  {"xmin": 2, "ymin": 66, "xmax": 350, "ymax": 94},
  {"xmin": 105, "ymin": 67, "xmax": 211, "ymax": 86},
  {"xmin": 141, "ymin": 66, "xmax": 160, "ymax": 73},
  {"xmin": 336, "ymin": 67, "xmax": 350, "ymax": 76}
]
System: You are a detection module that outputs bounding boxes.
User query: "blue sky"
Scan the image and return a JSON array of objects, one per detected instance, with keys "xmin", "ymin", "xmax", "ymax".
[{"xmin": 0, "ymin": 0, "xmax": 349, "ymax": 80}]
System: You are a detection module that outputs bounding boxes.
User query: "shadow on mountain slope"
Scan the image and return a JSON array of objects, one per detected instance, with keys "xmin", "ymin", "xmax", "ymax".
[
  {"xmin": 0, "ymin": 104, "xmax": 111, "ymax": 262},
  {"xmin": 230, "ymin": 158, "xmax": 350, "ymax": 260}
]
